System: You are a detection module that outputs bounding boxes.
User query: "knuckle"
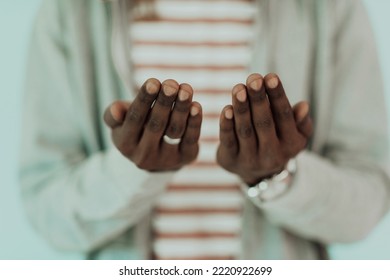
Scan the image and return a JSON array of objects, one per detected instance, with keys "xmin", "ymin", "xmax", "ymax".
[
  {"xmin": 222, "ymin": 136, "xmax": 236, "ymax": 148},
  {"xmin": 220, "ymin": 124, "xmax": 233, "ymax": 133},
  {"xmin": 250, "ymin": 92, "xmax": 267, "ymax": 103},
  {"xmin": 275, "ymin": 106, "xmax": 293, "ymax": 121},
  {"xmin": 242, "ymin": 155, "xmax": 258, "ymax": 170},
  {"xmin": 168, "ymin": 123, "xmax": 184, "ymax": 136},
  {"xmin": 258, "ymin": 145, "xmax": 273, "ymax": 162},
  {"xmin": 238, "ymin": 125, "xmax": 253, "ymax": 139},
  {"xmin": 236, "ymin": 104, "xmax": 249, "ymax": 115},
  {"xmin": 182, "ymin": 136, "xmax": 198, "ymax": 146},
  {"xmin": 254, "ymin": 117, "xmax": 273, "ymax": 130},
  {"xmin": 261, "ymin": 151, "xmax": 283, "ymax": 171},
  {"xmin": 147, "ymin": 117, "xmax": 165, "ymax": 133},
  {"xmin": 188, "ymin": 120, "xmax": 201, "ymax": 129},
  {"xmin": 127, "ymin": 109, "xmax": 142, "ymax": 122}
]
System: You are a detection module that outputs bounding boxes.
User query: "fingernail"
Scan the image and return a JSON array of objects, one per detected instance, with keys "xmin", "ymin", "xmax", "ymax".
[
  {"xmin": 178, "ymin": 89, "xmax": 190, "ymax": 101},
  {"xmin": 224, "ymin": 108, "xmax": 233, "ymax": 119},
  {"xmin": 163, "ymin": 84, "xmax": 178, "ymax": 96},
  {"xmin": 190, "ymin": 106, "xmax": 199, "ymax": 116},
  {"xmin": 233, "ymin": 84, "xmax": 247, "ymax": 102},
  {"xmin": 266, "ymin": 76, "xmax": 279, "ymax": 89},
  {"xmin": 236, "ymin": 89, "xmax": 247, "ymax": 102},
  {"xmin": 146, "ymin": 80, "xmax": 160, "ymax": 95},
  {"xmin": 250, "ymin": 78, "xmax": 263, "ymax": 91},
  {"xmin": 297, "ymin": 103, "xmax": 309, "ymax": 123},
  {"xmin": 247, "ymin": 74, "xmax": 263, "ymax": 91},
  {"xmin": 110, "ymin": 105, "xmax": 123, "ymax": 122}
]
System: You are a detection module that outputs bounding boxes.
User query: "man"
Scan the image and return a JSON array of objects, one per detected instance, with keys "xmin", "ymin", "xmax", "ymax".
[{"xmin": 20, "ymin": 0, "xmax": 390, "ymax": 259}]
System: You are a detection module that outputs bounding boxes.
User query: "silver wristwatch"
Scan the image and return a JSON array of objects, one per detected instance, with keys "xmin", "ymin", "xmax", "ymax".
[{"xmin": 245, "ymin": 158, "xmax": 297, "ymax": 203}]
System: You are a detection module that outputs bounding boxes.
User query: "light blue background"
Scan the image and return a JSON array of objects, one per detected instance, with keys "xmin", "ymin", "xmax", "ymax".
[{"xmin": 0, "ymin": 0, "xmax": 389, "ymax": 260}]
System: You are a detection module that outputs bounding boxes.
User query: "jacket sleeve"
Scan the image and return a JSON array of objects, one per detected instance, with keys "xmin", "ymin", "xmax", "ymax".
[
  {"xmin": 248, "ymin": 0, "xmax": 390, "ymax": 243},
  {"xmin": 19, "ymin": 0, "xmax": 173, "ymax": 252}
]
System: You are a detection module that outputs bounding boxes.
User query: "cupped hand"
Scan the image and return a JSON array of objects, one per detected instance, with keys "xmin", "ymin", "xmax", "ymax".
[
  {"xmin": 104, "ymin": 78, "xmax": 202, "ymax": 172},
  {"xmin": 217, "ymin": 73, "xmax": 313, "ymax": 185}
]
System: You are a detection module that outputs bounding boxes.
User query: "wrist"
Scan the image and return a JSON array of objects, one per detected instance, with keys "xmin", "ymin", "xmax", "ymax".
[{"xmin": 244, "ymin": 158, "xmax": 297, "ymax": 203}]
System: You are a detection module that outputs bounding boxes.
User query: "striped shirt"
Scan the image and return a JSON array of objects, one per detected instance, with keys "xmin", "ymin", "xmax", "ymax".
[{"xmin": 129, "ymin": 0, "xmax": 257, "ymax": 260}]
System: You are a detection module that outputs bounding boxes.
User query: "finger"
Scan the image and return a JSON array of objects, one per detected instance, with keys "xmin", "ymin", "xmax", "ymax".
[
  {"xmin": 161, "ymin": 84, "xmax": 193, "ymax": 155},
  {"xmin": 293, "ymin": 101, "xmax": 314, "ymax": 138},
  {"xmin": 232, "ymin": 84, "xmax": 258, "ymax": 154},
  {"xmin": 122, "ymin": 78, "xmax": 161, "ymax": 145},
  {"xmin": 103, "ymin": 101, "xmax": 131, "ymax": 129},
  {"xmin": 180, "ymin": 102, "xmax": 202, "ymax": 163},
  {"xmin": 246, "ymin": 73, "xmax": 278, "ymax": 149},
  {"xmin": 217, "ymin": 105, "xmax": 238, "ymax": 165},
  {"xmin": 264, "ymin": 73, "xmax": 299, "ymax": 141},
  {"xmin": 164, "ymin": 83, "xmax": 193, "ymax": 140},
  {"xmin": 141, "ymin": 79, "xmax": 179, "ymax": 149}
]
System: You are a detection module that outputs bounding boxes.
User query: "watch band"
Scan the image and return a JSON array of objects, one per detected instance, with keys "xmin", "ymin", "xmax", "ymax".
[{"xmin": 246, "ymin": 158, "xmax": 297, "ymax": 202}]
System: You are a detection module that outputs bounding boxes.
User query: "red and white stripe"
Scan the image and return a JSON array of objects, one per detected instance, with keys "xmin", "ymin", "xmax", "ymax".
[{"xmin": 129, "ymin": 0, "xmax": 256, "ymax": 260}]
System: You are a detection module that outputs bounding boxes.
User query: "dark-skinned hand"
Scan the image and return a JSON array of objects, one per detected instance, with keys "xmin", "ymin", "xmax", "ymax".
[
  {"xmin": 217, "ymin": 73, "xmax": 313, "ymax": 185},
  {"xmin": 104, "ymin": 78, "xmax": 202, "ymax": 172}
]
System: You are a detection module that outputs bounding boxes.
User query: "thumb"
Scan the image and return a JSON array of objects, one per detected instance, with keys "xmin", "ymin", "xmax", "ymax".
[
  {"xmin": 103, "ymin": 100, "xmax": 131, "ymax": 129},
  {"xmin": 293, "ymin": 101, "xmax": 313, "ymax": 138}
]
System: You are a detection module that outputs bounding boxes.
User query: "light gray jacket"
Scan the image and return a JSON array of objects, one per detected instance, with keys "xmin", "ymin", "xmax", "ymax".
[{"xmin": 20, "ymin": 0, "xmax": 390, "ymax": 259}]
